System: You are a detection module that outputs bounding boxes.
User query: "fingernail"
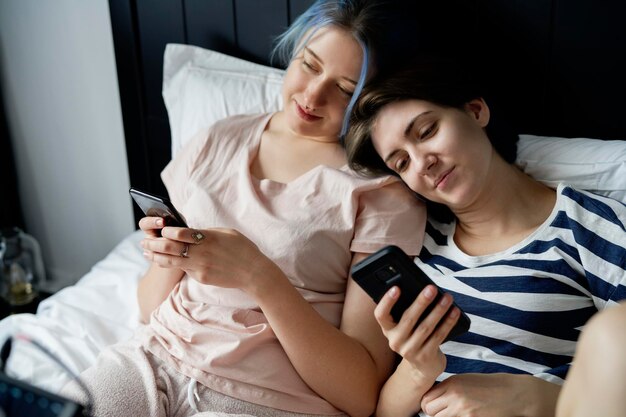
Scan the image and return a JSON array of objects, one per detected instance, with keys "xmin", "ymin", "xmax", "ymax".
[
  {"xmin": 424, "ymin": 286, "xmax": 436, "ymax": 299},
  {"xmin": 440, "ymin": 294, "xmax": 451, "ymax": 306},
  {"xmin": 450, "ymin": 307, "xmax": 460, "ymax": 318},
  {"xmin": 142, "ymin": 251, "xmax": 150, "ymax": 258},
  {"xmin": 156, "ymin": 219, "xmax": 164, "ymax": 227},
  {"xmin": 140, "ymin": 240, "xmax": 146, "ymax": 248},
  {"xmin": 387, "ymin": 287, "xmax": 399, "ymax": 299}
]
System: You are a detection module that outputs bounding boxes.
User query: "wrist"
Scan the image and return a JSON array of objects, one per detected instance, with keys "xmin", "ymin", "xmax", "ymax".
[
  {"xmin": 397, "ymin": 358, "xmax": 438, "ymax": 392},
  {"xmin": 246, "ymin": 255, "xmax": 290, "ymax": 300}
]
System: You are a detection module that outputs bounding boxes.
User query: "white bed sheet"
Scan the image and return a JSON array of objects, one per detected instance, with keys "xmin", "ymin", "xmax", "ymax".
[{"xmin": 0, "ymin": 230, "xmax": 147, "ymax": 393}]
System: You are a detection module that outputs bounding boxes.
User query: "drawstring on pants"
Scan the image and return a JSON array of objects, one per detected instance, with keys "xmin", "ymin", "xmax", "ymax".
[{"xmin": 187, "ymin": 378, "xmax": 201, "ymax": 412}]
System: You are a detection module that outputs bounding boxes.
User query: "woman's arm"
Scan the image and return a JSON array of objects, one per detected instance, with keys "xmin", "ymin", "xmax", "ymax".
[
  {"xmin": 376, "ymin": 359, "xmax": 434, "ymax": 417},
  {"xmin": 137, "ymin": 263, "xmax": 184, "ymax": 323},
  {"xmin": 252, "ymin": 252, "xmax": 397, "ymax": 417},
  {"xmin": 420, "ymin": 373, "xmax": 561, "ymax": 417},
  {"xmin": 373, "ymin": 285, "xmax": 461, "ymax": 417},
  {"xmin": 371, "ymin": 284, "xmax": 561, "ymax": 417},
  {"xmin": 142, "ymin": 228, "xmax": 396, "ymax": 417}
]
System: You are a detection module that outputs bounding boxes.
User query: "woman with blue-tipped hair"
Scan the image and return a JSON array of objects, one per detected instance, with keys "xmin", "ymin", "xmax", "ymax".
[{"xmin": 61, "ymin": 1, "xmax": 427, "ymax": 416}]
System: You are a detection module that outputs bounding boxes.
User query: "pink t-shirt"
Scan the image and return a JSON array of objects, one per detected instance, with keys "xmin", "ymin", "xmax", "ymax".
[{"xmin": 141, "ymin": 113, "xmax": 425, "ymax": 414}]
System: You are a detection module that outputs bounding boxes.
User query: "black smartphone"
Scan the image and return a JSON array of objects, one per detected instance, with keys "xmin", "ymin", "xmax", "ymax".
[
  {"xmin": 351, "ymin": 245, "xmax": 471, "ymax": 342},
  {"xmin": 129, "ymin": 187, "xmax": 188, "ymax": 228}
]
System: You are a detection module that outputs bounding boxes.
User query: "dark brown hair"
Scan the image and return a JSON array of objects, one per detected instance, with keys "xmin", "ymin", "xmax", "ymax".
[{"xmin": 345, "ymin": 58, "xmax": 518, "ymax": 221}]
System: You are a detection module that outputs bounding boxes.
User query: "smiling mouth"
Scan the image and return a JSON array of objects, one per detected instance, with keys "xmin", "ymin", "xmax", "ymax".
[
  {"xmin": 295, "ymin": 101, "xmax": 321, "ymax": 121},
  {"xmin": 435, "ymin": 168, "xmax": 454, "ymax": 189}
]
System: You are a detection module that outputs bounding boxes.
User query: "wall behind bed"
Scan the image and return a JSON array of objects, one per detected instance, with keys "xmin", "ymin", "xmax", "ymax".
[{"xmin": 0, "ymin": 0, "xmax": 134, "ymax": 289}]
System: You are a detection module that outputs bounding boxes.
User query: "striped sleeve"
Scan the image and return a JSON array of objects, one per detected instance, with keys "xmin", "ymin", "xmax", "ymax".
[{"xmin": 559, "ymin": 186, "xmax": 626, "ymax": 308}]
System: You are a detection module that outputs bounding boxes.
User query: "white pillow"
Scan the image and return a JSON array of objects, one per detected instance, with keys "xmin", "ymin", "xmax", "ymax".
[
  {"xmin": 162, "ymin": 43, "xmax": 626, "ymax": 203},
  {"xmin": 517, "ymin": 134, "xmax": 626, "ymax": 202},
  {"xmin": 162, "ymin": 43, "xmax": 284, "ymax": 157}
]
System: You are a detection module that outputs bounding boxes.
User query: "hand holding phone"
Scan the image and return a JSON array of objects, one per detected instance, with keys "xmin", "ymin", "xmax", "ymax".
[
  {"xmin": 129, "ymin": 187, "xmax": 188, "ymax": 228},
  {"xmin": 351, "ymin": 245, "xmax": 471, "ymax": 342}
]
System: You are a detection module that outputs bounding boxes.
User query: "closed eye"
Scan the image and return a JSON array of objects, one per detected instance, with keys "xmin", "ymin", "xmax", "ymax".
[
  {"xmin": 337, "ymin": 85, "xmax": 354, "ymax": 97},
  {"xmin": 420, "ymin": 122, "xmax": 438, "ymax": 140},
  {"xmin": 392, "ymin": 154, "xmax": 410, "ymax": 173},
  {"xmin": 302, "ymin": 60, "xmax": 319, "ymax": 73}
]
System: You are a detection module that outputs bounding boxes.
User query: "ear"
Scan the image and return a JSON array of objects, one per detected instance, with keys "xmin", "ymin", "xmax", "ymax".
[{"xmin": 464, "ymin": 98, "xmax": 490, "ymax": 128}]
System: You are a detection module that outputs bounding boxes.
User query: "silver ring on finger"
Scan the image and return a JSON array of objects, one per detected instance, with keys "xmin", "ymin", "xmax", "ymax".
[{"xmin": 180, "ymin": 243, "xmax": 190, "ymax": 258}]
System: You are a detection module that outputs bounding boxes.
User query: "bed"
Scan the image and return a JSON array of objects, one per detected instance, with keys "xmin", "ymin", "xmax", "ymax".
[{"xmin": 1, "ymin": 0, "xmax": 625, "ymax": 400}]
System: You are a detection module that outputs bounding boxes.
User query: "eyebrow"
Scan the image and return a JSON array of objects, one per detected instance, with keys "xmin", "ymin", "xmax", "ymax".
[
  {"xmin": 383, "ymin": 111, "xmax": 433, "ymax": 163},
  {"xmin": 403, "ymin": 111, "xmax": 433, "ymax": 138},
  {"xmin": 304, "ymin": 47, "xmax": 358, "ymax": 85}
]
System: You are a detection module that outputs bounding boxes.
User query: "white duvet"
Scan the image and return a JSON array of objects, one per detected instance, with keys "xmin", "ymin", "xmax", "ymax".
[{"xmin": 0, "ymin": 230, "xmax": 147, "ymax": 393}]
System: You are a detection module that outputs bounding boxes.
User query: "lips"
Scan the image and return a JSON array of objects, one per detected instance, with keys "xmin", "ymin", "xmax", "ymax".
[
  {"xmin": 435, "ymin": 167, "xmax": 454, "ymax": 189},
  {"xmin": 294, "ymin": 101, "xmax": 321, "ymax": 122}
]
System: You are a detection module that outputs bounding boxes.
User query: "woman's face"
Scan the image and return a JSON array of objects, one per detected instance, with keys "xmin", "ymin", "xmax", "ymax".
[
  {"xmin": 281, "ymin": 26, "xmax": 363, "ymax": 141},
  {"xmin": 370, "ymin": 99, "xmax": 493, "ymax": 210}
]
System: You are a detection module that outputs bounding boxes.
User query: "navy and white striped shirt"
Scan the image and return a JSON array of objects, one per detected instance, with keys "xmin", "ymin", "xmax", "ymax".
[{"xmin": 417, "ymin": 184, "xmax": 626, "ymax": 385}]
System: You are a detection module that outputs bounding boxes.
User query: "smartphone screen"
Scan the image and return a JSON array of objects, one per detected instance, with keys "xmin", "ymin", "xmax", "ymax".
[
  {"xmin": 129, "ymin": 187, "xmax": 188, "ymax": 228},
  {"xmin": 0, "ymin": 372, "xmax": 85, "ymax": 417},
  {"xmin": 351, "ymin": 245, "xmax": 471, "ymax": 342}
]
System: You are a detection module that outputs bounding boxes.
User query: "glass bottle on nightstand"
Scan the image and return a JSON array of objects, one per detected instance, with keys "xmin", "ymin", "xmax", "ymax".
[{"xmin": 0, "ymin": 227, "xmax": 46, "ymax": 306}]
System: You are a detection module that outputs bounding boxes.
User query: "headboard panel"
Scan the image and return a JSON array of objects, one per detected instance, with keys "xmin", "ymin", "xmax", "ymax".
[
  {"xmin": 548, "ymin": 1, "xmax": 626, "ymax": 139},
  {"xmin": 472, "ymin": 0, "xmax": 626, "ymax": 140},
  {"xmin": 108, "ymin": 0, "xmax": 625, "ymax": 224},
  {"xmin": 471, "ymin": 0, "xmax": 552, "ymax": 137}
]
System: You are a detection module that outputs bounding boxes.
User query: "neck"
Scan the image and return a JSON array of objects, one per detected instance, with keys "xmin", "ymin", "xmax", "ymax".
[
  {"xmin": 453, "ymin": 157, "xmax": 556, "ymax": 242},
  {"xmin": 272, "ymin": 111, "xmax": 340, "ymax": 145}
]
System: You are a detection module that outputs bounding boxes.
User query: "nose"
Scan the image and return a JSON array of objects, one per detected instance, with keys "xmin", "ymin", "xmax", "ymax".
[
  {"xmin": 303, "ymin": 78, "xmax": 327, "ymax": 109},
  {"xmin": 413, "ymin": 151, "xmax": 437, "ymax": 175}
]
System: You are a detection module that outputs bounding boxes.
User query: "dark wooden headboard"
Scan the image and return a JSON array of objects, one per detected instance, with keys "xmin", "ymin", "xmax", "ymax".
[{"xmin": 108, "ymin": 0, "xmax": 626, "ymax": 224}]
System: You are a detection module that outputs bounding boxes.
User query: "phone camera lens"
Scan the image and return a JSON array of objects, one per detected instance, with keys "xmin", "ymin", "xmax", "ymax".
[{"xmin": 375, "ymin": 267, "xmax": 392, "ymax": 282}]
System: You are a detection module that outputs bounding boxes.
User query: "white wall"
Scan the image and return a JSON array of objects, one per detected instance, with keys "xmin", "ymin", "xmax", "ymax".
[{"xmin": 0, "ymin": 0, "xmax": 135, "ymax": 289}]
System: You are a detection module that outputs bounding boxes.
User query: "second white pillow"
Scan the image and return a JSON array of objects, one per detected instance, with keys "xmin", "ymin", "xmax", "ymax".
[{"xmin": 517, "ymin": 134, "xmax": 626, "ymax": 202}]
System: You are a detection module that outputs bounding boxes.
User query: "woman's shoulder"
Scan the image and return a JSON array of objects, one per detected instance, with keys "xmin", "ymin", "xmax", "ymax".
[
  {"xmin": 341, "ymin": 170, "xmax": 415, "ymax": 202},
  {"xmin": 556, "ymin": 184, "xmax": 626, "ymax": 231},
  {"xmin": 176, "ymin": 113, "xmax": 271, "ymax": 160},
  {"xmin": 352, "ymin": 174, "xmax": 426, "ymax": 220},
  {"xmin": 198, "ymin": 113, "xmax": 273, "ymax": 152},
  {"xmin": 340, "ymin": 166, "xmax": 402, "ymax": 188},
  {"xmin": 210, "ymin": 113, "xmax": 273, "ymax": 134}
]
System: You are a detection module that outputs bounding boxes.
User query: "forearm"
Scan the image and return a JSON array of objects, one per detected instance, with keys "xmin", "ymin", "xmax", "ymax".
[
  {"xmin": 252, "ymin": 265, "xmax": 390, "ymax": 417},
  {"xmin": 376, "ymin": 359, "xmax": 433, "ymax": 417},
  {"xmin": 519, "ymin": 374, "xmax": 561, "ymax": 417},
  {"xmin": 137, "ymin": 263, "xmax": 184, "ymax": 323},
  {"xmin": 427, "ymin": 373, "xmax": 562, "ymax": 417}
]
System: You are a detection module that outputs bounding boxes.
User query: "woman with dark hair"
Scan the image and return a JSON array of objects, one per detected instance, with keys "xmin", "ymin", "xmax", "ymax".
[{"xmin": 345, "ymin": 61, "xmax": 626, "ymax": 417}]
